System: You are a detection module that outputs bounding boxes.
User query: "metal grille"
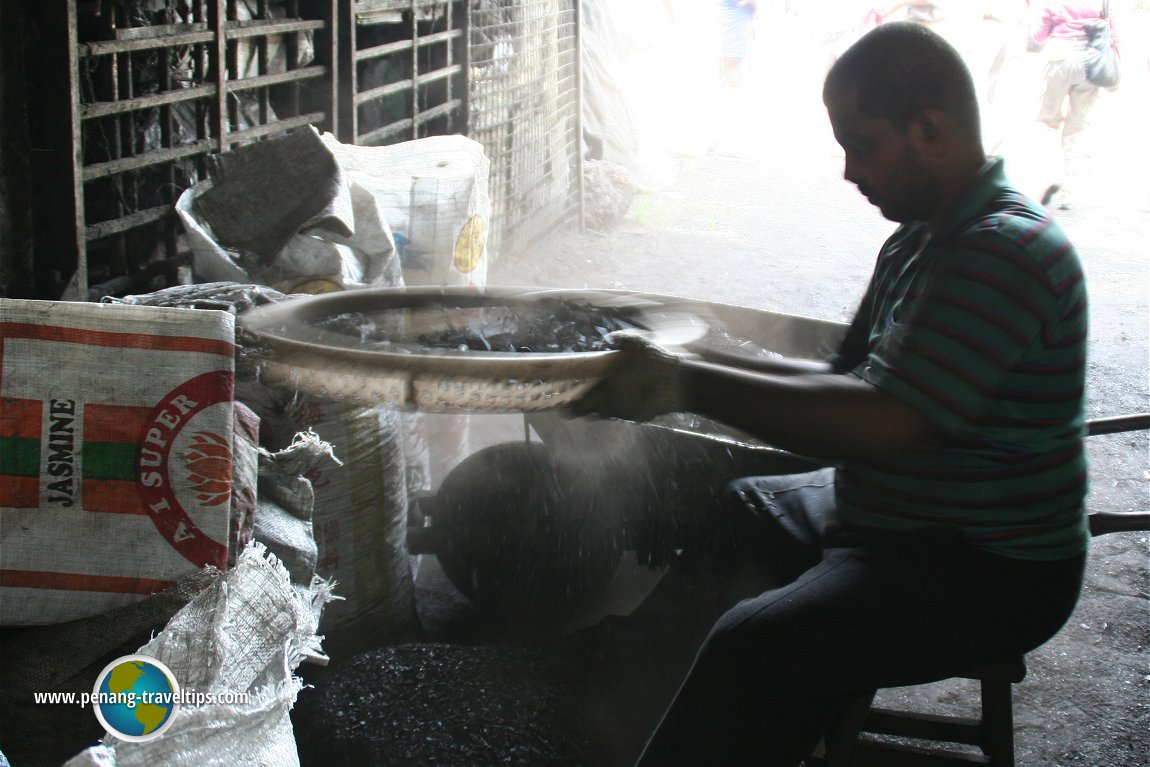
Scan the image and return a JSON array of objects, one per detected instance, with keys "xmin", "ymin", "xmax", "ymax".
[
  {"xmin": 338, "ymin": 0, "xmax": 468, "ymax": 146},
  {"xmin": 69, "ymin": 0, "xmax": 332, "ymax": 300},
  {"xmin": 38, "ymin": 0, "xmax": 579, "ymax": 300},
  {"xmin": 468, "ymin": 0, "xmax": 582, "ymax": 262}
]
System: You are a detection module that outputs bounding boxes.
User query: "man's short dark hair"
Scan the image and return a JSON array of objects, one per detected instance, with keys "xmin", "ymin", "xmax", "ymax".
[{"xmin": 823, "ymin": 22, "xmax": 981, "ymax": 138}]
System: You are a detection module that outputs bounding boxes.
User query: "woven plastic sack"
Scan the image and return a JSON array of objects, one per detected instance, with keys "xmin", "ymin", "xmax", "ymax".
[
  {"xmin": 252, "ymin": 431, "xmax": 337, "ymax": 585},
  {"xmin": 260, "ymin": 399, "xmax": 420, "ymax": 654},
  {"xmin": 0, "ymin": 299, "xmax": 237, "ymax": 626},
  {"xmin": 318, "ymin": 132, "xmax": 491, "ymax": 287},
  {"xmin": 63, "ymin": 543, "xmax": 332, "ymax": 767},
  {"xmin": 0, "ymin": 569, "xmax": 220, "ymax": 767},
  {"xmin": 175, "ymin": 128, "xmax": 402, "ymax": 294}
]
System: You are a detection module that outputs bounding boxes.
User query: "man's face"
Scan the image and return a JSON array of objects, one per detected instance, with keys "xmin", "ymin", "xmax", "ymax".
[{"xmin": 826, "ymin": 90, "xmax": 935, "ymax": 224}]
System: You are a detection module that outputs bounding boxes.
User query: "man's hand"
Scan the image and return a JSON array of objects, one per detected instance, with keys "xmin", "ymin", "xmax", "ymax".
[{"xmin": 571, "ymin": 331, "xmax": 689, "ymax": 421}]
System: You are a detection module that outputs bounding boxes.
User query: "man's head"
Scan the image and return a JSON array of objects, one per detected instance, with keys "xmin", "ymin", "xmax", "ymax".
[{"xmin": 822, "ymin": 23, "xmax": 985, "ymax": 226}]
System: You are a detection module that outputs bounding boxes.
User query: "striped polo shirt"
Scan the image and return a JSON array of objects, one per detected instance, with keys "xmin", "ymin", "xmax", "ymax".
[{"xmin": 830, "ymin": 158, "xmax": 1089, "ymax": 561}]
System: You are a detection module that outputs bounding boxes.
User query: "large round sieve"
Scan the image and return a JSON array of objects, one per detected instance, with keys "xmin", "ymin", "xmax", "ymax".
[{"xmin": 239, "ymin": 286, "xmax": 707, "ymax": 412}]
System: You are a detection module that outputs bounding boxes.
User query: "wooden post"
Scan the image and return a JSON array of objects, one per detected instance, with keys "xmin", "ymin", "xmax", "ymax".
[
  {"xmin": 336, "ymin": 0, "xmax": 356, "ymax": 143},
  {"xmin": 211, "ymin": 0, "xmax": 229, "ymax": 153}
]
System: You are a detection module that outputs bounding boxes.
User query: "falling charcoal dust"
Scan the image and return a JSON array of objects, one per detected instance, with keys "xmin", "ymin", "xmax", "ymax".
[
  {"xmin": 293, "ymin": 643, "xmax": 596, "ymax": 767},
  {"xmin": 307, "ymin": 297, "xmax": 642, "ymax": 354}
]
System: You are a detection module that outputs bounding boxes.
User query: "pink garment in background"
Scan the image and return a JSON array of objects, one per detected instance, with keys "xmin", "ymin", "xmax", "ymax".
[{"xmin": 1032, "ymin": 1, "xmax": 1119, "ymax": 48}]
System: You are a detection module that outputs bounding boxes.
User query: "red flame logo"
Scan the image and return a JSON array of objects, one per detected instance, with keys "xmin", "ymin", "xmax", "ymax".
[{"xmin": 185, "ymin": 432, "xmax": 232, "ymax": 506}]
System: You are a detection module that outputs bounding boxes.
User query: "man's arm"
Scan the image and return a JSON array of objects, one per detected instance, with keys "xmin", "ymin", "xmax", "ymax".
[
  {"xmin": 573, "ymin": 334, "xmax": 939, "ymax": 463},
  {"xmin": 691, "ymin": 346, "xmax": 835, "ymax": 375},
  {"xmin": 680, "ymin": 358, "xmax": 940, "ymax": 461}
]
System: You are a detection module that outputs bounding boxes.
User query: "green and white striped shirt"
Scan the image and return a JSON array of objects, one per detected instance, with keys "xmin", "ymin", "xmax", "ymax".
[{"xmin": 830, "ymin": 159, "xmax": 1089, "ymax": 561}]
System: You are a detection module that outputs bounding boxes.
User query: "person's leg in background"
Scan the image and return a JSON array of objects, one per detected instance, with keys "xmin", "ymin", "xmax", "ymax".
[
  {"xmin": 1058, "ymin": 77, "xmax": 1101, "ymax": 209},
  {"xmin": 713, "ymin": 0, "xmax": 758, "ymax": 155},
  {"xmin": 1036, "ymin": 50, "xmax": 1073, "ymax": 205},
  {"xmin": 1036, "ymin": 41, "xmax": 1098, "ymax": 209},
  {"xmin": 719, "ymin": 0, "xmax": 757, "ymax": 88}
]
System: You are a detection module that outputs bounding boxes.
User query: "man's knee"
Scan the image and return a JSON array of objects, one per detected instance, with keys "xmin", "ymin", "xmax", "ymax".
[
  {"xmin": 720, "ymin": 471, "xmax": 835, "ymax": 575},
  {"xmin": 696, "ymin": 593, "xmax": 827, "ymax": 688}
]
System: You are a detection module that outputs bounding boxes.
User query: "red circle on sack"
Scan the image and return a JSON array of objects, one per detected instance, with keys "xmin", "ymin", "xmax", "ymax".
[{"xmin": 135, "ymin": 370, "xmax": 233, "ymax": 568}]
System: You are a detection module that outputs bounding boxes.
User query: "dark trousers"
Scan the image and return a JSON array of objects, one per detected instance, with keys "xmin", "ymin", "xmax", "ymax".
[{"xmin": 636, "ymin": 469, "xmax": 1085, "ymax": 767}]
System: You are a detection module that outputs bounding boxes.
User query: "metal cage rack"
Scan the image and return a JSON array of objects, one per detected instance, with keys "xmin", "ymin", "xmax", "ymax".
[
  {"xmin": 337, "ymin": 0, "xmax": 468, "ymax": 147},
  {"xmin": 67, "ymin": 0, "xmax": 334, "ymax": 300},
  {"xmin": 6, "ymin": 0, "xmax": 582, "ymax": 301},
  {"xmin": 468, "ymin": 0, "xmax": 581, "ymax": 261}
]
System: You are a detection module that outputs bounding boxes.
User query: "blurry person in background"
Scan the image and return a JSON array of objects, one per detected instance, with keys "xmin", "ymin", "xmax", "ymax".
[
  {"xmin": 878, "ymin": 0, "xmax": 944, "ymax": 26},
  {"xmin": 712, "ymin": 0, "xmax": 760, "ymax": 156},
  {"xmin": 719, "ymin": 0, "xmax": 758, "ymax": 88},
  {"xmin": 1029, "ymin": 0, "xmax": 1120, "ymax": 210},
  {"xmin": 971, "ymin": 0, "xmax": 1032, "ymax": 154}
]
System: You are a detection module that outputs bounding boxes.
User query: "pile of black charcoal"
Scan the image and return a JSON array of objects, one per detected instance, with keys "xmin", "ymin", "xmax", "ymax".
[
  {"xmin": 293, "ymin": 643, "xmax": 594, "ymax": 767},
  {"xmin": 311, "ymin": 297, "xmax": 641, "ymax": 354}
]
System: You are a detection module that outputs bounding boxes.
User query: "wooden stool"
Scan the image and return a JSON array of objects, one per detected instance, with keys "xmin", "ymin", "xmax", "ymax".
[
  {"xmin": 811, "ymin": 658, "xmax": 1026, "ymax": 766},
  {"xmin": 808, "ymin": 507, "xmax": 1150, "ymax": 767}
]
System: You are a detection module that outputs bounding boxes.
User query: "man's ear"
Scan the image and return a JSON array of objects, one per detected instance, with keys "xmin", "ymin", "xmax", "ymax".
[{"xmin": 908, "ymin": 108, "xmax": 951, "ymax": 154}]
